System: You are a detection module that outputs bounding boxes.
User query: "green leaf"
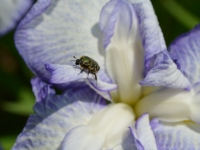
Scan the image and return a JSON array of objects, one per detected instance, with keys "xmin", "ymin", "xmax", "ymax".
[
  {"xmin": 0, "ymin": 135, "xmax": 16, "ymax": 150},
  {"xmin": 0, "ymin": 88, "xmax": 34, "ymax": 115},
  {"xmin": 162, "ymin": 0, "xmax": 200, "ymax": 29}
]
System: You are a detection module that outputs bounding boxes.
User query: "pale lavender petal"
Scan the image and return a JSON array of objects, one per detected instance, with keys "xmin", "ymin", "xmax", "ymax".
[
  {"xmin": 151, "ymin": 119, "xmax": 200, "ymax": 150},
  {"xmin": 12, "ymin": 85, "xmax": 107, "ymax": 150},
  {"xmin": 31, "ymin": 77, "xmax": 55, "ymax": 102},
  {"xmin": 130, "ymin": 113, "xmax": 157, "ymax": 150},
  {"xmin": 99, "ymin": 0, "xmax": 118, "ymax": 32},
  {"xmin": 130, "ymin": 0, "xmax": 190, "ymax": 89},
  {"xmin": 45, "ymin": 63, "xmax": 117, "ymax": 100},
  {"xmin": 140, "ymin": 53, "xmax": 191, "ymax": 88},
  {"xmin": 169, "ymin": 24, "xmax": 200, "ymax": 85},
  {"xmin": 0, "ymin": 0, "xmax": 33, "ymax": 36},
  {"xmin": 100, "ymin": 0, "xmax": 135, "ymax": 49},
  {"xmin": 130, "ymin": 0, "xmax": 167, "ymax": 72},
  {"xmin": 100, "ymin": 0, "xmax": 190, "ymax": 89},
  {"xmin": 15, "ymin": 0, "xmax": 111, "ymax": 84},
  {"xmin": 112, "ymin": 132, "xmax": 137, "ymax": 150}
]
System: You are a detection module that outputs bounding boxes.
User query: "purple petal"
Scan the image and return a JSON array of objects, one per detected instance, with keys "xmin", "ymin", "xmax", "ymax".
[
  {"xmin": 140, "ymin": 52, "xmax": 191, "ymax": 88},
  {"xmin": 12, "ymin": 85, "xmax": 107, "ymax": 150},
  {"xmin": 100, "ymin": 0, "xmax": 190, "ymax": 90},
  {"xmin": 99, "ymin": 0, "xmax": 118, "ymax": 32},
  {"xmin": 130, "ymin": 0, "xmax": 167, "ymax": 72},
  {"xmin": 112, "ymin": 132, "xmax": 137, "ymax": 150},
  {"xmin": 169, "ymin": 24, "xmax": 200, "ymax": 85},
  {"xmin": 100, "ymin": 0, "xmax": 137, "ymax": 49},
  {"xmin": 151, "ymin": 118, "xmax": 200, "ymax": 150},
  {"xmin": 129, "ymin": 0, "xmax": 190, "ymax": 89},
  {"xmin": 0, "ymin": 0, "xmax": 33, "ymax": 36},
  {"xmin": 31, "ymin": 77, "xmax": 55, "ymax": 102},
  {"xmin": 45, "ymin": 63, "xmax": 117, "ymax": 100},
  {"xmin": 15, "ymin": 0, "xmax": 111, "ymax": 85},
  {"xmin": 130, "ymin": 113, "xmax": 157, "ymax": 150}
]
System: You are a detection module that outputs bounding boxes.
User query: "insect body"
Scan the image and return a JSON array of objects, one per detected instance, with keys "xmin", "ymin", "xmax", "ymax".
[{"xmin": 73, "ymin": 56, "xmax": 100, "ymax": 81}]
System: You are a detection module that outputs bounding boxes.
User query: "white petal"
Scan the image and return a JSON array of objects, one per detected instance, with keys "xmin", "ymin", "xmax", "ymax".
[
  {"xmin": 89, "ymin": 103, "xmax": 135, "ymax": 149},
  {"xmin": 101, "ymin": 0, "xmax": 144, "ymax": 104},
  {"xmin": 135, "ymin": 88, "xmax": 194, "ymax": 122},
  {"xmin": 62, "ymin": 125, "xmax": 104, "ymax": 150}
]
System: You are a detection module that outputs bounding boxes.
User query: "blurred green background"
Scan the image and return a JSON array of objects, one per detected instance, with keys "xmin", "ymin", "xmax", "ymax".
[{"xmin": 0, "ymin": 0, "xmax": 200, "ymax": 149}]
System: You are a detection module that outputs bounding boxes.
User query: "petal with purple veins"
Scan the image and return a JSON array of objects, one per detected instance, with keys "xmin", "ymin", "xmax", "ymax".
[
  {"xmin": 140, "ymin": 52, "xmax": 191, "ymax": 89},
  {"xmin": 15, "ymin": 0, "xmax": 111, "ymax": 85},
  {"xmin": 169, "ymin": 24, "xmax": 200, "ymax": 85},
  {"xmin": 151, "ymin": 118, "xmax": 200, "ymax": 150},
  {"xmin": 129, "ymin": 0, "xmax": 190, "ymax": 89},
  {"xmin": 129, "ymin": 0, "xmax": 167, "ymax": 72},
  {"xmin": 12, "ymin": 85, "xmax": 107, "ymax": 150}
]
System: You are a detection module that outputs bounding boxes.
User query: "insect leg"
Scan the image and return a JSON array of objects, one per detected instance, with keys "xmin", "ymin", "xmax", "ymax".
[
  {"xmin": 78, "ymin": 69, "xmax": 84, "ymax": 75},
  {"xmin": 87, "ymin": 71, "xmax": 90, "ymax": 79},
  {"xmin": 93, "ymin": 73, "xmax": 98, "ymax": 85},
  {"xmin": 94, "ymin": 73, "xmax": 97, "ymax": 81}
]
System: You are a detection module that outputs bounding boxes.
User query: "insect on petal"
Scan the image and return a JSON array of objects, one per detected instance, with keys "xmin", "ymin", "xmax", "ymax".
[
  {"xmin": 15, "ymin": 0, "xmax": 111, "ymax": 85},
  {"xmin": 45, "ymin": 63, "xmax": 117, "ymax": 101}
]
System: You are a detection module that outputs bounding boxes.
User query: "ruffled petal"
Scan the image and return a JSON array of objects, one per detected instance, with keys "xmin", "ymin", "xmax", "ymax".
[
  {"xmin": 130, "ymin": 0, "xmax": 190, "ymax": 89},
  {"xmin": 31, "ymin": 77, "xmax": 55, "ymax": 102},
  {"xmin": 100, "ymin": 0, "xmax": 144, "ymax": 104},
  {"xmin": 12, "ymin": 85, "xmax": 107, "ymax": 150},
  {"xmin": 169, "ymin": 24, "xmax": 200, "ymax": 85},
  {"xmin": 130, "ymin": 0, "xmax": 167, "ymax": 72},
  {"xmin": 0, "ymin": 0, "xmax": 33, "ymax": 36},
  {"xmin": 140, "ymin": 53, "xmax": 191, "ymax": 88},
  {"xmin": 15, "ymin": 0, "xmax": 111, "ymax": 84},
  {"xmin": 45, "ymin": 63, "xmax": 117, "ymax": 100},
  {"xmin": 151, "ymin": 119, "xmax": 200, "ymax": 150},
  {"xmin": 130, "ymin": 113, "xmax": 157, "ymax": 150}
]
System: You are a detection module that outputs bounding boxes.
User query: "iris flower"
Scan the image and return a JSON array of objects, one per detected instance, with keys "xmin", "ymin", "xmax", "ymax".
[
  {"xmin": 13, "ymin": 0, "xmax": 200, "ymax": 149},
  {"xmin": 0, "ymin": 0, "xmax": 33, "ymax": 36}
]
